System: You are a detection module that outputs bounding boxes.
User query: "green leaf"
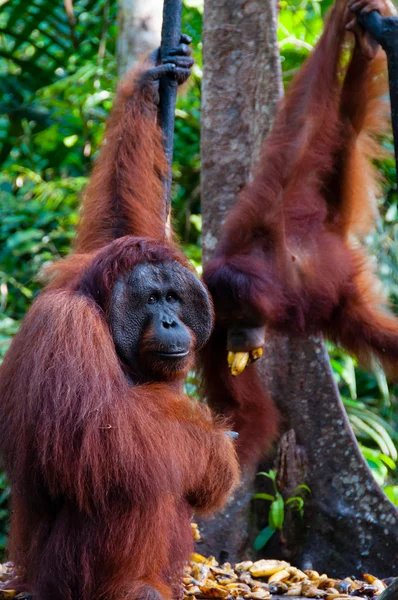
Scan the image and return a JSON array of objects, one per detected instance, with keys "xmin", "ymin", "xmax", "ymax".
[
  {"xmin": 254, "ymin": 526, "xmax": 276, "ymax": 551},
  {"xmin": 373, "ymin": 362, "xmax": 390, "ymax": 407},
  {"xmin": 257, "ymin": 470, "xmax": 276, "ymax": 480},
  {"xmin": 5, "ymin": 229, "xmax": 44, "ymax": 251},
  {"xmin": 341, "ymin": 355, "xmax": 357, "ymax": 400},
  {"xmin": 190, "ymin": 214, "xmax": 202, "ymax": 232},
  {"xmin": 385, "ymin": 203, "xmax": 397, "ymax": 222},
  {"xmin": 294, "ymin": 484, "xmax": 311, "ymax": 494},
  {"xmin": 360, "ymin": 444, "xmax": 389, "ymax": 485},
  {"xmin": 269, "ymin": 493, "xmax": 284, "ymax": 531},
  {"xmin": 384, "ymin": 486, "xmax": 398, "ymax": 506},
  {"xmin": 379, "ymin": 454, "xmax": 396, "ymax": 470},
  {"xmin": 286, "ymin": 496, "xmax": 304, "ymax": 511},
  {"xmin": 253, "ymin": 493, "xmax": 275, "ymax": 502},
  {"xmin": 349, "ymin": 414, "xmax": 396, "ymax": 459}
]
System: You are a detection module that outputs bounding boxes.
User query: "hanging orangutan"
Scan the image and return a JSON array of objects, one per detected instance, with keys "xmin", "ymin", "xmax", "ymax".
[
  {"xmin": 0, "ymin": 38, "xmax": 239, "ymax": 600},
  {"xmin": 200, "ymin": 0, "xmax": 397, "ymax": 467}
]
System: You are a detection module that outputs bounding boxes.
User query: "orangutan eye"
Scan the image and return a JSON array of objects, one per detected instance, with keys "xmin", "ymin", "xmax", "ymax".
[
  {"xmin": 166, "ymin": 293, "xmax": 176, "ymax": 304},
  {"xmin": 148, "ymin": 294, "xmax": 157, "ymax": 304}
]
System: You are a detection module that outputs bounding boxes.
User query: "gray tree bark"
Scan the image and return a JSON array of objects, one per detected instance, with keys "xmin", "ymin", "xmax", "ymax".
[
  {"xmin": 198, "ymin": 0, "xmax": 282, "ymax": 563},
  {"xmin": 199, "ymin": 0, "xmax": 398, "ymax": 578},
  {"xmin": 201, "ymin": 0, "xmax": 282, "ymax": 264},
  {"xmin": 117, "ymin": 0, "xmax": 163, "ymax": 75},
  {"xmin": 259, "ymin": 336, "xmax": 398, "ymax": 576}
]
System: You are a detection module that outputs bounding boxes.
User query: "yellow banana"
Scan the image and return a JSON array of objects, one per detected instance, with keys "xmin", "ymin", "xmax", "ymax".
[
  {"xmin": 230, "ymin": 352, "xmax": 249, "ymax": 376},
  {"xmin": 251, "ymin": 347, "xmax": 263, "ymax": 361},
  {"xmin": 227, "ymin": 348, "xmax": 263, "ymax": 375}
]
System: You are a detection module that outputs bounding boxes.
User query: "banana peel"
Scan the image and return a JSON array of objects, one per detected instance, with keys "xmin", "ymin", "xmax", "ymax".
[{"xmin": 227, "ymin": 348, "xmax": 263, "ymax": 376}]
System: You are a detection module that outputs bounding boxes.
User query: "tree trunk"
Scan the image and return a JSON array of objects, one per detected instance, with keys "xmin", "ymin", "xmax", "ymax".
[
  {"xmin": 201, "ymin": 0, "xmax": 282, "ymax": 264},
  {"xmin": 257, "ymin": 336, "xmax": 398, "ymax": 576},
  {"xmin": 117, "ymin": 0, "xmax": 163, "ymax": 75},
  {"xmin": 199, "ymin": 0, "xmax": 398, "ymax": 578},
  {"xmin": 198, "ymin": 0, "xmax": 282, "ymax": 564}
]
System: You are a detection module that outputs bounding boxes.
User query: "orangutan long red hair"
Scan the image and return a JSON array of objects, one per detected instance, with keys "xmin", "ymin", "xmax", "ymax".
[
  {"xmin": 200, "ymin": 0, "xmax": 396, "ymax": 467},
  {"xmin": 0, "ymin": 42, "xmax": 239, "ymax": 600}
]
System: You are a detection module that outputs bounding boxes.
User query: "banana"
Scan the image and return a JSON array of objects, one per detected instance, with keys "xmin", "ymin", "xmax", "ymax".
[
  {"xmin": 230, "ymin": 352, "xmax": 249, "ymax": 376},
  {"xmin": 251, "ymin": 347, "xmax": 263, "ymax": 361},
  {"xmin": 227, "ymin": 348, "xmax": 264, "ymax": 376}
]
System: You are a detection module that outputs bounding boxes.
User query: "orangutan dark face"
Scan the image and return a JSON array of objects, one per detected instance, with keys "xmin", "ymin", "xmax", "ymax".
[{"xmin": 109, "ymin": 261, "xmax": 213, "ymax": 381}]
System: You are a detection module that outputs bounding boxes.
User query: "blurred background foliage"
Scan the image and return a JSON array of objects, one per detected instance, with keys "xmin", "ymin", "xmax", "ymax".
[{"xmin": 0, "ymin": 0, "xmax": 396, "ymax": 552}]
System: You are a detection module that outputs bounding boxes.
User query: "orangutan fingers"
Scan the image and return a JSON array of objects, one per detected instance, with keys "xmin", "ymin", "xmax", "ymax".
[
  {"xmin": 180, "ymin": 33, "xmax": 193, "ymax": 46},
  {"xmin": 162, "ymin": 55, "xmax": 194, "ymax": 69},
  {"xmin": 168, "ymin": 42, "xmax": 193, "ymax": 57}
]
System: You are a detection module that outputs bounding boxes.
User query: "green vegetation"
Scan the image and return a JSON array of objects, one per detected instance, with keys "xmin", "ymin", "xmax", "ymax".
[
  {"xmin": 253, "ymin": 470, "xmax": 311, "ymax": 551},
  {"xmin": 0, "ymin": 0, "xmax": 396, "ymax": 554}
]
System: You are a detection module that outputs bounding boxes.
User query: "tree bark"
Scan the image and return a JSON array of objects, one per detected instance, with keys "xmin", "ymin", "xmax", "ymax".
[
  {"xmin": 117, "ymin": 0, "xmax": 163, "ymax": 75},
  {"xmin": 198, "ymin": 0, "xmax": 282, "ymax": 563},
  {"xmin": 257, "ymin": 336, "xmax": 398, "ymax": 576},
  {"xmin": 201, "ymin": 0, "xmax": 282, "ymax": 264},
  {"xmin": 199, "ymin": 0, "xmax": 398, "ymax": 578}
]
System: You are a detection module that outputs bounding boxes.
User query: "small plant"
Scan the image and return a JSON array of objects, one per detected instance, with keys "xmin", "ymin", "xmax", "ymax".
[{"xmin": 253, "ymin": 470, "xmax": 310, "ymax": 551}]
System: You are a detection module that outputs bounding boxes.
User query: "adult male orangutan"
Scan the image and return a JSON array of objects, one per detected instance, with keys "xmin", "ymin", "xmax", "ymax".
[{"xmin": 0, "ymin": 38, "xmax": 239, "ymax": 600}]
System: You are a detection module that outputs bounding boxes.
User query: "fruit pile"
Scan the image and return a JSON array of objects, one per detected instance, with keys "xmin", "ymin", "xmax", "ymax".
[{"xmin": 183, "ymin": 555, "xmax": 391, "ymax": 600}]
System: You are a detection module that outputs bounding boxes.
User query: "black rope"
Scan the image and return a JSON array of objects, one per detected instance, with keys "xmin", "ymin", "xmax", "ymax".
[
  {"xmin": 158, "ymin": 0, "xmax": 183, "ymax": 222},
  {"xmin": 358, "ymin": 10, "xmax": 398, "ymax": 171}
]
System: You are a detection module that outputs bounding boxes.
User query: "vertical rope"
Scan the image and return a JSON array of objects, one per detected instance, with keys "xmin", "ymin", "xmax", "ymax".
[
  {"xmin": 158, "ymin": 0, "xmax": 183, "ymax": 222},
  {"xmin": 358, "ymin": 11, "xmax": 398, "ymax": 170}
]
